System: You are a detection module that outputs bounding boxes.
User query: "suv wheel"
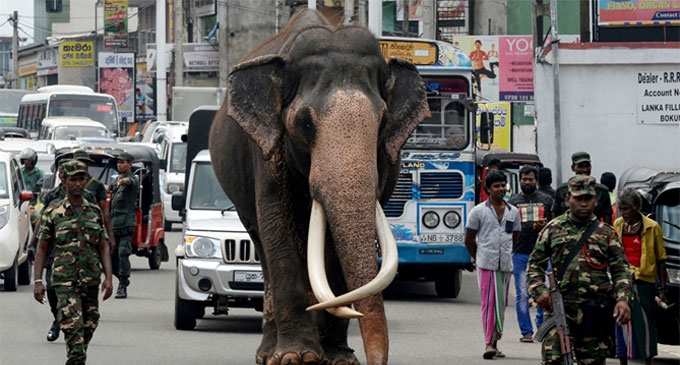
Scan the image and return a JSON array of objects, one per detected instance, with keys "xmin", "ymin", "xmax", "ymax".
[
  {"xmin": 175, "ymin": 286, "xmax": 197, "ymax": 330},
  {"xmin": 3, "ymin": 258, "xmax": 18, "ymax": 291},
  {"xmin": 148, "ymin": 245, "xmax": 163, "ymax": 270},
  {"xmin": 18, "ymin": 258, "xmax": 31, "ymax": 285},
  {"xmin": 434, "ymin": 269, "xmax": 462, "ymax": 299}
]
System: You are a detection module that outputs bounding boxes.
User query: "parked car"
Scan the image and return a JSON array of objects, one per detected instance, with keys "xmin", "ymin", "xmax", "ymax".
[
  {"xmin": 0, "ymin": 151, "xmax": 34, "ymax": 291},
  {"xmin": 140, "ymin": 121, "xmax": 187, "ymax": 144},
  {"xmin": 619, "ymin": 166, "xmax": 680, "ymax": 345},
  {"xmin": 0, "ymin": 127, "xmax": 30, "ymax": 140},
  {"xmin": 39, "ymin": 117, "xmax": 112, "ymax": 141},
  {"xmin": 158, "ymin": 123, "xmax": 188, "ymax": 231}
]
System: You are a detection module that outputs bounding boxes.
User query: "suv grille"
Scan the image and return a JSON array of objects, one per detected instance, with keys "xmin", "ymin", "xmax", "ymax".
[
  {"xmin": 384, "ymin": 172, "xmax": 413, "ymax": 217},
  {"xmin": 224, "ymin": 239, "xmax": 260, "ymax": 263}
]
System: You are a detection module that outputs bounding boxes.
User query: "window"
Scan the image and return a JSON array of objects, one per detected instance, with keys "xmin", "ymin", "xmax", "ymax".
[
  {"xmin": 190, "ymin": 162, "xmax": 233, "ymax": 210},
  {"xmin": 169, "ymin": 143, "xmax": 187, "ymax": 173},
  {"xmin": 407, "ymin": 97, "xmax": 468, "ymax": 150},
  {"xmin": 10, "ymin": 160, "xmax": 20, "ymax": 206},
  {"xmin": 0, "ymin": 163, "xmax": 8, "ymax": 199}
]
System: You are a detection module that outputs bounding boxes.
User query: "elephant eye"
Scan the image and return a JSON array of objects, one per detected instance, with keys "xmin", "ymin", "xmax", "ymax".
[{"xmin": 295, "ymin": 107, "xmax": 316, "ymax": 143}]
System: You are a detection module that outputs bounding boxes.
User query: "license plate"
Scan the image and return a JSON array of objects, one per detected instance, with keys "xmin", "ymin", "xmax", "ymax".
[
  {"xmin": 234, "ymin": 271, "xmax": 264, "ymax": 283},
  {"xmin": 419, "ymin": 233, "xmax": 464, "ymax": 243}
]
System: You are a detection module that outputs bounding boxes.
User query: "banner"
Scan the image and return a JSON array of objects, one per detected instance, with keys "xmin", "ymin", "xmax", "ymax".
[
  {"xmin": 99, "ymin": 52, "xmax": 135, "ymax": 121},
  {"xmin": 636, "ymin": 71, "xmax": 680, "ymax": 124},
  {"xmin": 104, "ymin": 0, "xmax": 129, "ymax": 48},
  {"xmin": 598, "ymin": 0, "xmax": 680, "ymax": 26},
  {"xmin": 476, "ymin": 103, "xmax": 512, "ymax": 152},
  {"xmin": 60, "ymin": 41, "xmax": 94, "ymax": 67},
  {"xmin": 136, "ymin": 57, "xmax": 156, "ymax": 121},
  {"xmin": 451, "ymin": 36, "xmax": 533, "ymax": 102}
]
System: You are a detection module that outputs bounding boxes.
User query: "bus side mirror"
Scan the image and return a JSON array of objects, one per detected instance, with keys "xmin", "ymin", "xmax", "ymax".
[{"xmin": 479, "ymin": 111, "xmax": 494, "ymax": 145}]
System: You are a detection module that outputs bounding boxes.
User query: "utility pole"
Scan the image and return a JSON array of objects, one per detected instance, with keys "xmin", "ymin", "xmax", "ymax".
[
  {"xmin": 156, "ymin": 0, "xmax": 167, "ymax": 121},
  {"xmin": 218, "ymin": 0, "xmax": 228, "ymax": 88},
  {"xmin": 422, "ymin": 0, "xmax": 435, "ymax": 39},
  {"xmin": 174, "ymin": 0, "xmax": 184, "ymax": 87},
  {"xmin": 401, "ymin": 0, "xmax": 409, "ymax": 36},
  {"xmin": 368, "ymin": 0, "xmax": 382, "ymax": 37},
  {"xmin": 344, "ymin": 0, "xmax": 354, "ymax": 25},
  {"xmin": 358, "ymin": 0, "xmax": 367, "ymax": 26},
  {"xmin": 532, "ymin": 0, "xmax": 549, "ymax": 51},
  {"xmin": 11, "ymin": 11, "xmax": 18, "ymax": 89},
  {"xmin": 549, "ymin": 0, "xmax": 563, "ymax": 184}
]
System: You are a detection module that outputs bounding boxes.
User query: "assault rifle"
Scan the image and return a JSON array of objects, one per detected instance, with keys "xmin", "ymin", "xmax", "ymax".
[{"xmin": 535, "ymin": 271, "xmax": 574, "ymax": 365}]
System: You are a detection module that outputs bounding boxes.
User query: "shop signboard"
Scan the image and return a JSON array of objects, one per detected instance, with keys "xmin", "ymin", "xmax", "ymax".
[
  {"xmin": 37, "ymin": 48, "xmax": 58, "ymax": 76},
  {"xmin": 99, "ymin": 52, "xmax": 135, "ymax": 121},
  {"xmin": 636, "ymin": 70, "xmax": 680, "ymax": 125},
  {"xmin": 379, "ymin": 40, "xmax": 438, "ymax": 65},
  {"xmin": 60, "ymin": 41, "xmax": 94, "ymax": 67},
  {"xmin": 598, "ymin": 0, "xmax": 680, "ymax": 26},
  {"xmin": 476, "ymin": 102, "xmax": 512, "ymax": 152},
  {"xmin": 18, "ymin": 54, "xmax": 38, "ymax": 77},
  {"xmin": 183, "ymin": 43, "xmax": 219, "ymax": 72},
  {"xmin": 104, "ymin": 0, "xmax": 129, "ymax": 48}
]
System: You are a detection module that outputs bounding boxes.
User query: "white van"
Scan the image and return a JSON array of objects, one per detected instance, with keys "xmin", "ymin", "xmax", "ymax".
[
  {"xmin": 158, "ymin": 123, "xmax": 188, "ymax": 230},
  {"xmin": 38, "ymin": 117, "xmax": 112, "ymax": 141}
]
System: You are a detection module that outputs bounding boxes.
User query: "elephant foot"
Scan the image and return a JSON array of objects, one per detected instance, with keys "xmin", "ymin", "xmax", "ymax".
[
  {"xmin": 265, "ymin": 350, "xmax": 323, "ymax": 365},
  {"xmin": 322, "ymin": 345, "xmax": 359, "ymax": 365}
]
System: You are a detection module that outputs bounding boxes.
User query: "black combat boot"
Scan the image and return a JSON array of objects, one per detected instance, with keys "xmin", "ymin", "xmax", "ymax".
[
  {"xmin": 115, "ymin": 280, "xmax": 127, "ymax": 299},
  {"xmin": 47, "ymin": 320, "xmax": 59, "ymax": 342}
]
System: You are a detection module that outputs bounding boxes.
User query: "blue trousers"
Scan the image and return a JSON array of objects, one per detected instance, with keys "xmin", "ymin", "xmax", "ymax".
[{"xmin": 513, "ymin": 253, "xmax": 544, "ymax": 336}]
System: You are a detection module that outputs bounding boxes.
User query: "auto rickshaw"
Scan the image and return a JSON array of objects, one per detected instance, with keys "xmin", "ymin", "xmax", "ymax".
[
  {"xmin": 52, "ymin": 143, "xmax": 168, "ymax": 269},
  {"xmin": 619, "ymin": 166, "xmax": 680, "ymax": 345},
  {"xmin": 475, "ymin": 152, "xmax": 543, "ymax": 203}
]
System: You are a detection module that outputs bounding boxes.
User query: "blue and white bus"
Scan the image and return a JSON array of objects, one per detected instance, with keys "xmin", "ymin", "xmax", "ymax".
[{"xmin": 379, "ymin": 37, "xmax": 484, "ymax": 298}]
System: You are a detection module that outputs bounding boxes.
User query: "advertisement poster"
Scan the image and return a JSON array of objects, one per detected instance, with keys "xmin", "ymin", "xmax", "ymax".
[
  {"xmin": 598, "ymin": 0, "xmax": 680, "ymax": 26},
  {"xmin": 136, "ymin": 57, "xmax": 156, "ymax": 121},
  {"xmin": 60, "ymin": 41, "xmax": 94, "ymax": 67},
  {"xmin": 104, "ymin": 0, "xmax": 128, "ymax": 48},
  {"xmin": 476, "ymin": 103, "xmax": 511, "ymax": 152},
  {"xmin": 636, "ymin": 71, "xmax": 680, "ymax": 124},
  {"xmin": 396, "ymin": 0, "xmax": 424, "ymax": 21},
  {"xmin": 99, "ymin": 52, "xmax": 135, "ymax": 121},
  {"xmin": 451, "ymin": 36, "xmax": 533, "ymax": 102}
]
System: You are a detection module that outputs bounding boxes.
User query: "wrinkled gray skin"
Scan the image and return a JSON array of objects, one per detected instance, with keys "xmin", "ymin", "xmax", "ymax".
[{"xmin": 209, "ymin": 9, "xmax": 429, "ymax": 365}]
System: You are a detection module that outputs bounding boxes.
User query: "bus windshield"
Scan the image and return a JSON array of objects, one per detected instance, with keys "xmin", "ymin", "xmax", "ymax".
[
  {"xmin": 48, "ymin": 95, "xmax": 118, "ymax": 134},
  {"xmin": 405, "ymin": 76, "xmax": 470, "ymax": 150}
]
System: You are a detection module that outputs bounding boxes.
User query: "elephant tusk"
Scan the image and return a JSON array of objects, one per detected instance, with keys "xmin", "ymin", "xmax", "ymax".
[
  {"xmin": 307, "ymin": 201, "xmax": 398, "ymax": 313},
  {"xmin": 307, "ymin": 199, "xmax": 364, "ymax": 319}
]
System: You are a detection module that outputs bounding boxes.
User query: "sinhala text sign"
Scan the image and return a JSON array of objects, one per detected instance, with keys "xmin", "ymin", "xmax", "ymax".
[
  {"xmin": 637, "ymin": 71, "xmax": 680, "ymax": 124},
  {"xmin": 60, "ymin": 41, "xmax": 94, "ymax": 67}
]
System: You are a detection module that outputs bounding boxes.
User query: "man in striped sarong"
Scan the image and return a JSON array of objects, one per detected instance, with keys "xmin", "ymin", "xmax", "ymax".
[{"xmin": 465, "ymin": 170, "xmax": 521, "ymax": 359}]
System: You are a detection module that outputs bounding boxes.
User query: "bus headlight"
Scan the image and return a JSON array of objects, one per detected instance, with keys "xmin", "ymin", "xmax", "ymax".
[
  {"xmin": 184, "ymin": 236, "xmax": 222, "ymax": 259},
  {"xmin": 422, "ymin": 211, "xmax": 440, "ymax": 229},
  {"xmin": 443, "ymin": 211, "xmax": 461, "ymax": 229}
]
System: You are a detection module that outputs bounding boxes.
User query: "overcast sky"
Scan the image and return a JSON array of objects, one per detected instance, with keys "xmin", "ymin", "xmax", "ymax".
[{"xmin": 0, "ymin": 2, "xmax": 34, "ymax": 44}]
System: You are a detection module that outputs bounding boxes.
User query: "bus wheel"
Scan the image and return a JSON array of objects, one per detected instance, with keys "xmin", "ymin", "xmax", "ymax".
[
  {"xmin": 148, "ymin": 245, "xmax": 163, "ymax": 270},
  {"xmin": 434, "ymin": 269, "xmax": 462, "ymax": 299}
]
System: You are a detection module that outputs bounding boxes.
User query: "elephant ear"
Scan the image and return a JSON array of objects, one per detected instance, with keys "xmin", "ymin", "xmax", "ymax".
[
  {"xmin": 383, "ymin": 57, "xmax": 431, "ymax": 165},
  {"xmin": 227, "ymin": 55, "xmax": 286, "ymax": 161}
]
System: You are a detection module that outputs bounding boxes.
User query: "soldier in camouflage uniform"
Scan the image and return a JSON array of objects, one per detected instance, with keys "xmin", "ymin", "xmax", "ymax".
[
  {"xmin": 28, "ymin": 160, "xmax": 98, "ymax": 342},
  {"xmin": 33, "ymin": 160, "xmax": 113, "ymax": 365},
  {"xmin": 527, "ymin": 175, "xmax": 633, "ymax": 365},
  {"xmin": 110, "ymin": 152, "xmax": 139, "ymax": 299}
]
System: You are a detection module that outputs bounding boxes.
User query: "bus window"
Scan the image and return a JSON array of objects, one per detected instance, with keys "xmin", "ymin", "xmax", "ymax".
[{"xmin": 48, "ymin": 95, "xmax": 118, "ymax": 135}]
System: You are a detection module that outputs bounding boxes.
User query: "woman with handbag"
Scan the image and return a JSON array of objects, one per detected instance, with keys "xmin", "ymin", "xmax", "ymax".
[{"xmin": 614, "ymin": 188, "xmax": 670, "ymax": 365}]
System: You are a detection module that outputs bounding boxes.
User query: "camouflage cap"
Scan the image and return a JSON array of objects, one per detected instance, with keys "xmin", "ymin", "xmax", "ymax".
[
  {"xmin": 61, "ymin": 160, "xmax": 88, "ymax": 176},
  {"xmin": 568, "ymin": 175, "xmax": 597, "ymax": 196},
  {"xmin": 117, "ymin": 152, "xmax": 134, "ymax": 162},
  {"xmin": 72, "ymin": 149, "xmax": 94, "ymax": 164},
  {"xmin": 571, "ymin": 151, "xmax": 591, "ymax": 165}
]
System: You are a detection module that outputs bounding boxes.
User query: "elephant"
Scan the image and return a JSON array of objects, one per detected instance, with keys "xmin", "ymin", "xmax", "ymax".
[{"xmin": 209, "ymin": 9, "xmax": 430, "ymax": 365}]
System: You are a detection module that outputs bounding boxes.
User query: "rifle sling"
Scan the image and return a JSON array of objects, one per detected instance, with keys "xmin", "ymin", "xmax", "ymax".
[{"xmin": 555, "ymin": 219, "xmax": 600, "ymax": 283}]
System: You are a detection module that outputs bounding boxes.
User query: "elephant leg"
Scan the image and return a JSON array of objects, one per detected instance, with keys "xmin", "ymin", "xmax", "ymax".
[
  {"xmin": 258, "ymin": 207, "xmax": 324, "ymax": 365},
  {"xmin": 317, "ymin": 236, "xmax": 359, "ymax": 365},
  {"xmin": 256, "ymin": 282, "xmax": 277, "ymax": 365}
]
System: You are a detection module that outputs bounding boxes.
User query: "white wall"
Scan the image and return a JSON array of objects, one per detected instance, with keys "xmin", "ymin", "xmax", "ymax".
[{"xmin": 535, "ymin": 46, "xmax": 680, "ymax": 186}]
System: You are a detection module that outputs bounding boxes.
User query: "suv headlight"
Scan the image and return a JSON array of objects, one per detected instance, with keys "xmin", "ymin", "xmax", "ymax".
[
  {"xmin": 184, "ymin": 236, "xmax": 222, "ymax": 259},
  {"xmin": 0, "ymin": 205, "xmax": 8, "ymax": 229},
  {"xmin": 668, "ymin": 268, "xmax": 680, "ymax": 285},
  {"xmin": 166, "ymin": 182, "xmax": 184, "ymax": 194}
]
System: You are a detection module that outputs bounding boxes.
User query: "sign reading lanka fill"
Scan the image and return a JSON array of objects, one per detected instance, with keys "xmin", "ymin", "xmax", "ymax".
[{"xmin": 637, "ymin": 71, "xmax": 680, "ymax": 124}]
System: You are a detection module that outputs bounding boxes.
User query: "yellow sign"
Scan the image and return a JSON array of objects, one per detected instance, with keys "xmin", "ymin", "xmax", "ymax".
[
  {"xmin": 18, "ymin": 63, "xmax": 37, "ymax": 77},
  {"xmin": 476, "ymin": 102, "xmax": 512, "ymax": 152},
  {"xmin": 378, "ymin": 40, "xmax": 437, "ymax": 65},
  {"xmin": 60, "ymin": 41, "xmax": 94, "ymax": 67}
]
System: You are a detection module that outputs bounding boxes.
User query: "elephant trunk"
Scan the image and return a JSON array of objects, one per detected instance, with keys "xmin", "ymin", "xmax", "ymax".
[{"xmin": 305, "ymin": 88, "xmax": 394, "ymax": 364}]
